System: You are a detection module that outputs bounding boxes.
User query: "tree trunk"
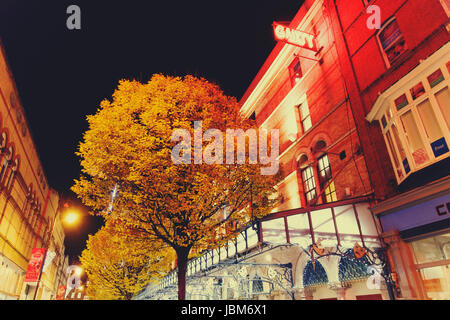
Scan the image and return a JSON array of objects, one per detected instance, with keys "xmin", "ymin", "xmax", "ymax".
[{"xmin": 175, "ymin": 246, "xmax": 190, "ymax": 300}]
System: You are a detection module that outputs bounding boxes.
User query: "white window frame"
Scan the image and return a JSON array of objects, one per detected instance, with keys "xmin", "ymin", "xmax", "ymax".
[{"xmin": 379, "ymin": 59, "xmax": 450, "ymax": 183}]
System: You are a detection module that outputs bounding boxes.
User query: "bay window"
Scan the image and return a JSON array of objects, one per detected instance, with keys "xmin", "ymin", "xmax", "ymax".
[{"xmin": 369, "ymin": 50, "xmax": 450, "ymax": 184}]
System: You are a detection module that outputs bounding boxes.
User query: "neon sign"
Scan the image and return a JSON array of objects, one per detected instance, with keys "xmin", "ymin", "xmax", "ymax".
[{"xmin": 273, "ymin": 22, "xmax": 317, "ymax": 52}]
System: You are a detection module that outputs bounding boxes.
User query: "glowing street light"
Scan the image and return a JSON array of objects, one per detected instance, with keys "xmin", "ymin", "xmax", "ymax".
[{"xmin": 63, "ymin": 210, "xmax": 81, "ymax": 226}]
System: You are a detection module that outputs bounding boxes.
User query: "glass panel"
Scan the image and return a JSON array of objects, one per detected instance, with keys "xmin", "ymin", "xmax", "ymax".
[
  {"xmin": 435, "ymin": 87, "xmax": 450, "ymax": 130},
  {"xmin": 419, "ymin": 265, "xmax": 450, "ymax": 300},
  {"xmin": 427, "ymin": 69, "xmax": 445, "ymax": 88},
  {"xmin": 227, "ymin": 241, "xmax": 236, "ymax": 258},
  {"xmin": 411, "ymin": 233, "xmax": 450, "ymax": 264},
  {"xmin": 410, "ymin": 82, "xmax": 425, "ymax": 100},
  {"xmin": 219, "ymin": 246, "xmax": 227, "ymax": 261},
  {"xmin": 287, "ymin": 214, "xmax": 311, "ymax": 247},
  {"xmin": 386, "ymin": 130, "xmax": 400, "ymax": 168},
  {"xmin": 325, "ymin": 181, "xmax": 338, "ymax": 203},
  {"xmin": 236, "ymin": 233, "xmax": 247, "ymax": 253},
  {"xmin": 247, "ymin": 227, "xmax": 259, "ymax": 248},
  {"xmin": 354, "ymin": 204, "xmax": 380, "ymax": 248},
  {"xmin": 379, "ymin": 19, "xmax": 402, "ymax": 49},
  {"xmin": 400, "ymin": 110, "xmax": 429, "ymax": 166},
  {"xmin": 298, "ymin": 104, "xmax": 309, "ymax": 119},
  {"xmin": 310, "ymin": 208, "xmax": 338, "ymax": 247},
  {"xmin": 334, "ymin": 205, "xmax": 361, "ymax": 247},
  {"xmin": 302, "ymin": 116, "xmax": 312, "ymax": 132},
  {"xmin": 261, "ymin": 218, "xmax": 286, "ymax": 244},
  {"xmin": 381, "ymin": 116, "xmax": 387, "ymax": 128},
  {"xmin": 417, "ymin": 99, "xmax": 443, "ymax": 142},
  {"xmin": 395, "ymin": 94, "xmax": 409, "ymax": 110}
]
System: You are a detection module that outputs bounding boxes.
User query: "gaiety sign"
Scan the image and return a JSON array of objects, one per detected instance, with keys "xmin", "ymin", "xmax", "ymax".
[{"xmin": 273, "ymin": 22, "xmax": 317, "ymax": 52}]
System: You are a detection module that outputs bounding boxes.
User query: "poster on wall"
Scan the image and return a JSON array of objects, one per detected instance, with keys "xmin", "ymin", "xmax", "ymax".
[{"xmin": 24, "ymin": 248, "xmax": 46, "ymax": 283}]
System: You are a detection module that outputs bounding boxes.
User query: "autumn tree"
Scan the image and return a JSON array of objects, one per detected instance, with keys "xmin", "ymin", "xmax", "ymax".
[
  {"xmin": 73, "ymin": 74, "xmax": 279, "ymax": 299},
  {"xmin": 80, "ymin": 222, "xmax": 173, "ymax": 300}
]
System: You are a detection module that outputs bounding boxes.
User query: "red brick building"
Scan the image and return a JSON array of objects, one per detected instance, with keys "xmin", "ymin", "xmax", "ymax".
[
  {"xmin": 240, "ymin": 0, "xmax": 389, "ymax": 300},
  {"xmin": 241, "ymin": 0, "xmax": 450, "ymax": 299},
  {"xmin": 333, "ymin": 0, "xmax": 450, "ymax": 300}
]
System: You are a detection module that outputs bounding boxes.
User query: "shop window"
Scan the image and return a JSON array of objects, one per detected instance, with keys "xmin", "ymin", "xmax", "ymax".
[
  {"xmin": 297, "ymin": 103, "xmax": 312, "ymax": 134},
  {"xmin": 378, "ymin": 61, "xmax": 450, "ymax": 183},
  {"xmin": 377, "ymin": 18, "xmax": 407, "ymax": 67},
  {"xmin": 289, "ymin": 58, "xmax": 302, "ymax": 87},
  {"xmin": 301, "ymin": 166, "xmax": 317, "ymax": 205},
  {"xmin": 317, "ymin": 154, "xmax": 337, "ymax": 203},
  {"xmin": 410, "ymin": 232, "xmax": 450, "ymax": 300}
]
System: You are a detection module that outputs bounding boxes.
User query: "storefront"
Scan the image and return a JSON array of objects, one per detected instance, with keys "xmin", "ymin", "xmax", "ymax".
[{"xmin": 372, "ymin": 176, "xmax": 450, "ymax": 300}]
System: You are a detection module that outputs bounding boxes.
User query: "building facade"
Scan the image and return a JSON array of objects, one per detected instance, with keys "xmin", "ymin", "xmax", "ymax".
[
  {"xmin": 338, "ymin": 0, "xmax": 450, "ymax": 300},
  {"xmin": 0, "ymin": 41, "xmax": 69, "ymax": 300}
]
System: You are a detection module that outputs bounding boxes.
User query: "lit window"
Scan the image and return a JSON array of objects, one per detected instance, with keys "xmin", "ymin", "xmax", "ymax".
[
  {"xmin": 5, "ymin": 158, "xmax": 18, "ymax": 191},
  {"xmin": 289, "ymin": 58, "xmax": 302, "ymax": 86},
  {"xmin": 378, "ymin": 61, "xmax": 450, "ymax": 183},
  {"xmin": 0, "ymin": 146, "xmax": 12, "ymax": 185},
  {"xmin": 377, "ymin": 18, "xmax": 407, "ymax": 67},
  {"xmin": 317, "ymin": 154, "xmax": 337, "ymax": 203},
  {"xmin": 298, "ymin": 103, "xmax": 312, "ymax": 133},
  {"xmin": 301, "ymin": 166, "xmax": 317, "ymax": 205}
]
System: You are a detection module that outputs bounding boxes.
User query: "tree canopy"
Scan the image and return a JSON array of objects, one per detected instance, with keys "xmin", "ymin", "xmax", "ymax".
[{"xmin": 73, "ymin": 74, "xmax": 280, "ymax": 299}]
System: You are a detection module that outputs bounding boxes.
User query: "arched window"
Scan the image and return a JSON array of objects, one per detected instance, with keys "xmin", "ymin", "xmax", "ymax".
[
  {"xmin": 377, "ymin": 17, "xmax": 407, "ymax": 67},
  {"xmin": 5, "ymin": 158, "xmax": 19, "ymax": 191},
  {"xmin": 317, "ymin": 154, "xmax": 337, "ymax": 203},
  {"xmin": 0, "ymin": 146, "xmax": 13, "ymax": 186}
]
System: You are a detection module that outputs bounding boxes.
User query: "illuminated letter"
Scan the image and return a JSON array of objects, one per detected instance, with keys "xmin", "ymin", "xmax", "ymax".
[{"xmin": 274, "ymin": 24, "xmax": 286, "ymax": 40}]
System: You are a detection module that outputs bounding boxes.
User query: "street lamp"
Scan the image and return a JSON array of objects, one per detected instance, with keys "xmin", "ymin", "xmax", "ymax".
[{"xmin": 32, "ymin": 196, "xmax": 81, "ymax": 300}]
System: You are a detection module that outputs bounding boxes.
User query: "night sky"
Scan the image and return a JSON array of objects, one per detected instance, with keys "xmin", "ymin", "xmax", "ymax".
[{"xmin": 0, "ymin": 1, "xmax": 303, "ymax": 261}]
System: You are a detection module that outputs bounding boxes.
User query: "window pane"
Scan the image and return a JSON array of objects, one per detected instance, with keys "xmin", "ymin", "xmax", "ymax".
[
  {"xmin": 428, "ymin": 69, "xmax": 445, "ymax": 88},
  {"xmin": 261, "ymin": 218, "xmax": 286, "ymax": 244},
  {"xmin": 400, "ymin": 110, "xmax": 429, "ymax": 166},
  {"xmin": 386, "ymin": 130, "xmax": 400, "ymax": 168},
  {"xmin": 298, "ymin": 104, "xmax": 309, "ymax": 118},
  {"xmin": 395, "ymin": 94, "xmax": 409, "ymax": 111},
  {"xmin": 435, "ymin": 87, "xmax": 450, "ymax": 130},
  {"xmin": 417, "ymin": 99, "xmax": 443, "ymax": 142},
  {"xmin": 302, "ymin": 116, "xmax": 312, "ymax": 132},
  {"xmin": 334, "ymin": 205, "xmax": 361, "ymax": 246},
  {"xmin": 246, "ymin": 227, "xmax": 259, "ymax": 248},
  {"xmin": 379, "ymin": 19, "xmax": 402, "ymax": 49},
  {"xmin": 236, "ymin": 233, "xmax": 246, "ymax": 253},
  {"xmin": 310, "ymin": 208, "xmax": 338, "ymax": 247},
  {"xmin": 410, "ymin": 82, "xmax": 425, "ymax": 100},
  {"xmin": 287, "ymin": 214, "xmax": 312, "ymax": 247}
]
